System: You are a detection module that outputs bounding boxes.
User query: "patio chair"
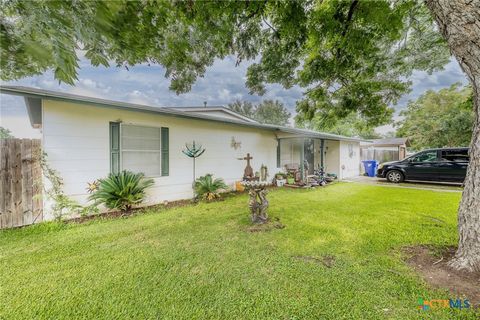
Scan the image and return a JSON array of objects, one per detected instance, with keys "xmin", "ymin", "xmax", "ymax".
[{"xmin": 285, "ymin": 163, "xmax": 302, "ymax": 182}]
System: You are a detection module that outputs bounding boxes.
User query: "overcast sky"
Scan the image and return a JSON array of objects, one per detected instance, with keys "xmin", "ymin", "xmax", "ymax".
[{"xmin": 0, "ymin": 55, "xmax": 468, "ymax": 138}]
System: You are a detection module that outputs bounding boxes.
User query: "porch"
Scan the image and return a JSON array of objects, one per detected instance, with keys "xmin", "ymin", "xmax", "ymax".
[{"xmin": 277, "ymin": 137, "xmax": 341, "ymax": 182}]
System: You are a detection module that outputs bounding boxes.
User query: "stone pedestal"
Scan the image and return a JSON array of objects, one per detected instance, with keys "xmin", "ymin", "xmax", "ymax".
[{"xmin": 242, "ymin": 181, "xmax": 269, "ymax": 224}]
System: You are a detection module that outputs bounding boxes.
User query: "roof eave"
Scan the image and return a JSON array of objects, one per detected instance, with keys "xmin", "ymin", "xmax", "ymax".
[
  {"xmin": 0, "ymin": 86, "xmax": 280, "ymax": 132},
  {"xmin": 0, "ymin": 85, "xmax": 363, "ymax": 142}
]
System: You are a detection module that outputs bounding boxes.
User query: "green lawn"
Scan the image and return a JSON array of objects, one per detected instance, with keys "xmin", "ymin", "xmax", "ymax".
[{"xmin": 0, "ymin": 183, "xmax": 476, "ymax": 319}]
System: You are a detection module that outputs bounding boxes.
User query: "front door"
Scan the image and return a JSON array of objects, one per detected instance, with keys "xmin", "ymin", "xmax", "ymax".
[{"xmin": 404, "ymin": 150, "xmax": 439, "ymax": 180}]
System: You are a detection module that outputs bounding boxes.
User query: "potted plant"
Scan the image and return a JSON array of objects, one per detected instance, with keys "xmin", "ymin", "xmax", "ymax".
[
  {"xmin": 275, "ymin": 172, "xmax": 286, "ymax": 187},
  {"xmin": 235, "ymin": 180, "xmax": 245, "ymax": 192},
  {"xmin": 287, "ymin": 173, "xmax": 295, "ymax": 185}
]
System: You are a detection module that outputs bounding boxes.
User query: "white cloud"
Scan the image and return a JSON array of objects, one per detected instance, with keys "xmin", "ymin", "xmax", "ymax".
[
  {"xmin": 394, "ymin": 58, "xmax": 468, "ymax": 112},
  {"xmin": 126, "ymin": 90, "xmax": 161, "ymax": 106},
  {"xmin": 0, "ymin": 54, "xmax": 469, "ymax": 137},
  {"xmin": 218, "ymin": 89, "xmax": 232, "ymax": 101}
]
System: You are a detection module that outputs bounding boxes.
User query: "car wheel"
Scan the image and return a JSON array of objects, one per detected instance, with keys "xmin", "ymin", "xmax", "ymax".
[{"xmin": 386, "ymin": 170, "xmax": 404, "ymax": 183}]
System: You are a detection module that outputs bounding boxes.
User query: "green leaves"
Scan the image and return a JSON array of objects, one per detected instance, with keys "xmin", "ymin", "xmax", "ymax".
[
  {"xmin": 395, "ymin": 83, "xmax": 474, "ymax": 150},
  {"xmin": 194, "ymin": 174, "xmax": 228, "ymax": 201},
  {"xmin": 254, "ymin": 100, "xmax": 291, "ymax": 125},
  {"xmin": 227, "ymin": 99, "xmax": 291, "ymax": 125},
  {"xmin": 295, "ymin": 112, "xmax": 382, "ymax": 139},
  {"xmin": 89, "ymin": 170, "xmax": 155, "ymax": 211},
  {"xmin": 0, "ymin": 126, "xmax": 13, "ymax": 138},
  {"xmin": 228, "ymin": 100, "xmax": 256, "ymax": 119},
  {"xmin": 1, "ymin": 0, "xmax": 450, "ymax": 127}
]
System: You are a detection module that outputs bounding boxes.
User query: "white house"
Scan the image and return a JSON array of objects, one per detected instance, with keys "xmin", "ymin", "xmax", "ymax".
[{"xmin": 1, "ymin": 86, "xmax": 362, "ymax": 220}]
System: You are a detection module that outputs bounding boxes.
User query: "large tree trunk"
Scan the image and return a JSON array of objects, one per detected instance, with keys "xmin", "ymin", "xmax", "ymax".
[{"xmin": 425, "ymin": 0, "xmax": 480, "ymax": 272}]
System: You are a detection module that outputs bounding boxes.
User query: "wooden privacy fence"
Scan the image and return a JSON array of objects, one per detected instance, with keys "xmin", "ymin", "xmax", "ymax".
[{"xmin": 0, "ymin": 139, "xmax": 43, "ymax": 229}]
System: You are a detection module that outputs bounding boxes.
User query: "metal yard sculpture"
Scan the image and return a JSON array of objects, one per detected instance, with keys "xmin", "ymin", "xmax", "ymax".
[{"xmin": 182, "ymin": 141, "xmax": 206, "ymax": 189}]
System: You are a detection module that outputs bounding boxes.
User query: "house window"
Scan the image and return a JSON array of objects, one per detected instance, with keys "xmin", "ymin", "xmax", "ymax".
[
  {"xmin": 121, "ymin": 125, "xmax": 161, "ymax": 176},
  {"xmin": 109, "ymin": 123, "xmax": 169, "ymax": 177}
]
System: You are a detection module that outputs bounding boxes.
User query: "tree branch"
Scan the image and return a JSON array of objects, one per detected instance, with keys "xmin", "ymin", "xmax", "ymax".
[
  {"xmin": 334, "ymin": 0, "xmax": 359, "ymax": 61},
  {"xmin": 262, "ymin": 16, "xmax": 278, "ymax": 34},
  {"xmin": 341, "ymin": 0, "xmax": 359, "ymax": 37}
]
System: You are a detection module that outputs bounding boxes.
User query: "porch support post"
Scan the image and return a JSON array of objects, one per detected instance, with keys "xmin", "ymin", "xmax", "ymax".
[
  {"xmin": 320, "ymin": 139, "xmax": 325, "ymax": 168},
  {"xmin": 300, "ymin": 138, "xmax": 305, "ymax": 182},
  {"xmin": 276, "ymin": 138, "xmax": 281, "ymax": 168}
]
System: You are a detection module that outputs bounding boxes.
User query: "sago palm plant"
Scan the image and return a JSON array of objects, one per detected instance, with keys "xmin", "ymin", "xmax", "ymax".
[
  {"xmin": 194, "ymin": 174, "xmax": 228, "ymax": 201},
  {"xmin": 89, "ymin": 170, "xmax": 155, "ymax": 211}
]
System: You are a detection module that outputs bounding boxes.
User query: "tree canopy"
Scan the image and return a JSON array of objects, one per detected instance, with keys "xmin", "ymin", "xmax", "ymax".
[
  {"xmin": 227, "ymin": 100, "xmax": 256, "ymax": 120},
  {"xmin": 295, "ymin": 112, "xmax": 381, "ymax": 139},
  {"xmin": 396, "ymin": 83, "xmax": 474, "ymax": 151},
  {"xmin": 1, "ymin": 0, "xmax": 449, "ymax": 127},
  {"xmin": 228, "ymin": 99, "xmax": 291, "ymax": 125}
]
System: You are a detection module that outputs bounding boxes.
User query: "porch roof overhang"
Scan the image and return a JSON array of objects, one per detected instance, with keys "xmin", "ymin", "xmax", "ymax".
[{"xmin": 1, "ymin": 85, "xmax": 368, "ymax": 143}]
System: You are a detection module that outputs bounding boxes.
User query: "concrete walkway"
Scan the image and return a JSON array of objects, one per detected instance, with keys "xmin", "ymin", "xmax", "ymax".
[{"xmin": 345, "ymin": 175, "xmax": 463, "ymax": 193}]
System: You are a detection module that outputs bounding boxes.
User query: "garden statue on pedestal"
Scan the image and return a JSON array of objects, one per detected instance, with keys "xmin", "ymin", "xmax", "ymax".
[
  {"xmin": 260, "ymin": 164, "xmax": 269, "ymax": 182},
  {"xmin": 243, "ymin": 181, "xmax": 269, "ymax": 224}
]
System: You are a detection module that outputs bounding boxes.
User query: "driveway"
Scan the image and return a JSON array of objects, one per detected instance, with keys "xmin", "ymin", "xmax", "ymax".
[{"xmin": 345, "ymin": 175, "xmax": 463, "ymax": 193}]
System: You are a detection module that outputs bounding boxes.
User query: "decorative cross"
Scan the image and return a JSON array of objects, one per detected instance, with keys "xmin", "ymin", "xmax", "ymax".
[
  {"xmin": 244, "ymin": 153, "xmax": 253, "ymax": 165},
  {"xmin": 240, "ymin": 153, "xmax": 254, "ymax": 178}
]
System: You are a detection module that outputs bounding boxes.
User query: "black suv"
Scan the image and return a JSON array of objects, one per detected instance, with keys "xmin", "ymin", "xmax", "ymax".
[{"xmin": 376, "ymin": 147, "xmax": 469, "ymax": 183}]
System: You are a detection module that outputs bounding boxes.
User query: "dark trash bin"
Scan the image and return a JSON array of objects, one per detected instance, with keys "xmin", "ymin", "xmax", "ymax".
[{"xmin": 362, "ymin": 160, "xmax": 378, "ymax": 177}]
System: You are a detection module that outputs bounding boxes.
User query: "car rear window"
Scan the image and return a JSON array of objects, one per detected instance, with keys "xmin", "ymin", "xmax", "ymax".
[{"xmin": 440, "ymin": 149, "xmax": 469, "ymax": 162}]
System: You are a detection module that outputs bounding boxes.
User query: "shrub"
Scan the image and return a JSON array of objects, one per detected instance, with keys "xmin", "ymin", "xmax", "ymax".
[
  {"xmin": 89, "ymin": 171, "xmax": 154, "ymax": 211},
  {"xmin": 194, "ymin": 174, "xmax": 228, "ymax": 201}
]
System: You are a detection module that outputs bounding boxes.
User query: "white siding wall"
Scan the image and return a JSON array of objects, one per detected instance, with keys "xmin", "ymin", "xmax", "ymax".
[
  {"xmin": 339, "ymin": 141, "xmax": 360, "ymax": 179},
  {"xmin": 42, "ymin": 100, "xmax": 279, "ymax": 219},
  {"xmin": 324, "ymin": 140, "xmax": 340, "ymax": 176}
]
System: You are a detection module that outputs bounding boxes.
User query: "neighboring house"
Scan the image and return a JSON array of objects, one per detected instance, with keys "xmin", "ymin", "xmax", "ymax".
[
  {"xmin": 360, "ymin": 138, "xmax": 410, "ymax": 164},
  {"xmin": 0, "ymin": 86, "xmax": 363, "ymax": 220}
]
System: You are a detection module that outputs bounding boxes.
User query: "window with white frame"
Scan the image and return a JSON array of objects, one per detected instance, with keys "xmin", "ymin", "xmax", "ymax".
[{"xmin": 121, "ymin": 124, "xmax": 161, "ymax": 176}]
